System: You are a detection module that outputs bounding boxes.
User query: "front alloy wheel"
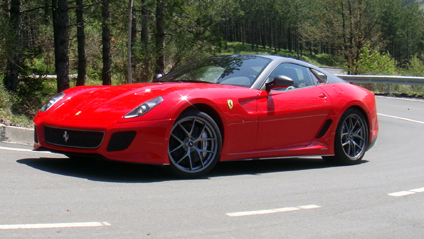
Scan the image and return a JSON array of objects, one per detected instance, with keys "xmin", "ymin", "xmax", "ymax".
[
  {"xmin": 168, "ymin": 111, "xmax": 222, "ymax": 178},
  {"xmin": 324, "ymin": 108, "xmax": 368, "ymax": 165}
]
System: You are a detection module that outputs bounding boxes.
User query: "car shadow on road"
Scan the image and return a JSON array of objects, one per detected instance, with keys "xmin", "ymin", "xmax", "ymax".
[
  {"xmin": 17, "ymin": 157, "xmax": 174, "ymax": 183},
  {"xmin": 17, "ymin": 157, "xmax": 368, "ymax": 183},
  {"xmin": 210, "ymin": 158, "xmax": 368, "ymax": 177}
]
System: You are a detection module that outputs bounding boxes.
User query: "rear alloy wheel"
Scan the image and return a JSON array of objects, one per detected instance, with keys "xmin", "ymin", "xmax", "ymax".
[
  {"xmin": 323, "ymin": 108, "xmax": 368, "ymax": 165},
  {"xmin": 168, "ymin": 111, "xmax": 222, "ymax": 178}
]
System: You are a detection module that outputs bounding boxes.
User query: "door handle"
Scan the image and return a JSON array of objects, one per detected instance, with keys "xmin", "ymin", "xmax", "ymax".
[{"xmin": 319, "ymin": 92, "xmax": 327, "ymax": 98}]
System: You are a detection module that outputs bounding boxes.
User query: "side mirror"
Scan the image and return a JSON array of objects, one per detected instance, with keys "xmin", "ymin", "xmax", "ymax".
[
  {"xmin": 266, "ymin": 75, "xmax": 294, "ymax": 91},
  {"xmin": 153, "ymin": 73, "xmax": 163, "ymax": 81},
  {"xmin": 310, "ymin": 69, "xmax": 327, "ymax": 83}
]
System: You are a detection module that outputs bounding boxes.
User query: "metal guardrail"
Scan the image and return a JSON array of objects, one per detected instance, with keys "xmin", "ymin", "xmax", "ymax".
[
  {"xmin": 335, "ymin": 74, "xmax": 424, "ymax": 94},
  {"xmin": 19, "ymin": 74, "xmax": 78, "ymax": 79}
]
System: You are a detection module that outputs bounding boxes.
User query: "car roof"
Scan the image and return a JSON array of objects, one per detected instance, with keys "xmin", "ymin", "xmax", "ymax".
[{"xmin": 248, "ymin": 54, "xmax": 346, "ymax": 84}]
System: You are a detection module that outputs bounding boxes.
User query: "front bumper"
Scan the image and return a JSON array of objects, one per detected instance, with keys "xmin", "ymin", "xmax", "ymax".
[{"xmin": 34, "ymin": 116, "xmax": 173, "ymax": 164}]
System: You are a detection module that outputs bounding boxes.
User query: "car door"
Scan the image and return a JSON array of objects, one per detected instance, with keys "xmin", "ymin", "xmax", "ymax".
[{"xmin": 256, "ymin": 63, "xmax": 332, "ymax": 150}]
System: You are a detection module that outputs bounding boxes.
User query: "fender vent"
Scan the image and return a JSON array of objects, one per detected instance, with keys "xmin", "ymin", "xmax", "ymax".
[
  {"xmin": 107, "ymin": 131, "xmax": 136, "ymax": 151},
  {"xmin": 316, "ymin": 119, "xmax": 333, "ymax": 139}
]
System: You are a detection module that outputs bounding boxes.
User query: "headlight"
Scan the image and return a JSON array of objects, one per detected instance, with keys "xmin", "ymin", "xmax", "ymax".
[
  {"xmin": 40, "ymin": 92, "xmax": 65, "ymax": 112},
  {"xmin": 124, "ymin": 96, "xmax": 163, "ymax": 118}
]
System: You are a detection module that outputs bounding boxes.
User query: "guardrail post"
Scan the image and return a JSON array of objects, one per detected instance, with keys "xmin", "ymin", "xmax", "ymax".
[{"xmin": 387, "ymin": 84, "xmax": 391, "ymax": 95}]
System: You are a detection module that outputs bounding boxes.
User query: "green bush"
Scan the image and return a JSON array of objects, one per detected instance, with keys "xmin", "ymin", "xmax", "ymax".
[
  {"xmin": 405, "ymin": 54, "xmax": 424, "ymax": 76},
  {"xmin": 0, "ymin": 81, "xmax": 33, "ymax": 127},
  {"xmin": 356, "ymin": 45, "xmax": 398, "ymax": 75},
  {"xmin": 404, "ymin": 54, "xmax": 424, "ymax": 94},
  {"xmin": 354, "ymin": 45, "xmax": 398, "ymax": 93},
  {"xmin": 0, "ymin": 78, "xmax": 13, "ymax": 111}
]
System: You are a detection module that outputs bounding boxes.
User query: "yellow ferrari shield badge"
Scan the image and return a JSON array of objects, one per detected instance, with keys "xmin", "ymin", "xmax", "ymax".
[{"xmin": 227, "ymin": 99, "xmax": 234, "ymax": 110}]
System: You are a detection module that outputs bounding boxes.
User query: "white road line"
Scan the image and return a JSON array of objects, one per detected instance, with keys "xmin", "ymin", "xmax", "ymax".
[
  {"xmin": 298, "ymin": 205, "xmax": 321, "ymax": 210},
  {"xmin": 388, "ymin": 191, "xmax": 416, "ymax": 197},
  {"xmin": 410, "ymin": 187, "xmax": 424, "ymax": 193},
  {"xmin": 376, "ymin": 96, "xmax": 424, "ymax": 103},
  {"xmin": 377, "ymin": 113, "xmax": 424, "ymax": 125},
  {"xmin": 389, "ymin": 187, "xmax": 424, "ymax": 197},
  {"xmin": 226, "ymin": 205, "xmax": 321, "ymax": 217},
  {"xmin": 0, "ymin": 221, "xmax": 111, "ymax": 230},
  {"xmin": 0, "ymin": 146, "xmax": 52, "ymax": 154}
]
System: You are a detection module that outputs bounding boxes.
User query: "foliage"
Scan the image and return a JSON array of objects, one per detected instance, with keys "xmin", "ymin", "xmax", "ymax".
[
  {"xmin": 355, "ymin": 45, "xmax": 398, "ymax": 75},
  {"xmin": 0, "ymin": 79, "xmax": 13, "ymax": 113},
  {"xmin": 0, "ymin": 15, "xmax": 9, "ymax": 74},
  {"xmin": 405, "ymin": 54, "xmax": 424, "ymax": 76},
  {"xmin": 0, "ymin": 0, "xmax": 424, "ymax": 126},
  {"xmin": 377, "ymin": 0, "xmax": 424, "ymax": 65},
  {"xmin": 0, "ymin": 80, "xmax": 33, "ymax": 127},
  {"xmin": 353, "ymin": 45, "xmax": 397, "ymax": 93},
  {"xmin": 403, "ymin": 54, "xmax": 424, "ymax": 93}
]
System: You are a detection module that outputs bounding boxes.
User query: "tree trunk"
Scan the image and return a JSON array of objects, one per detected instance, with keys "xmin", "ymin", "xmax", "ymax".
[
  {"xmin": 141, "ymin": 0, "xmax": 149, "ymax": 51},
  {"xmin": 76, "ymin": 0, "xmax": 86, "ymax": 86},
  {"xmin": 102, "ymin": 0, "xmax": 111, "ymax": 85},
  {"xmin": 155, "ymin": 0, "xmax": 165, "ymax": 74},
  {"xmin": 127, "ymin": 0, "xmax": 134, "ymax": 83},
  {"xmin": 131, "ymin": 8, "xmax": 137, "ymax": 49},
  {"xmin": 131, "ymin": 7, "xmax": 137, "ymax": 80},
  {"xmin": 52, "ymin": 0, "xmax": 69, "ymax": 93},
  {"xmin": 4, "ymin": 0, "xmax": 20, "ymax": 92}
]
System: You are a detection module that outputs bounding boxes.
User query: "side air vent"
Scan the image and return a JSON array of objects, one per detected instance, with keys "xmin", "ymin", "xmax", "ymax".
[
  {"xmin": 316, "ymin": 119, "xmax": 333, "ymax": 139},
  {"xmin": 107, "ymin": 131, "xmax": 136, "ymax": 152},
  {"xmin": 34, "ymin": 126, "xmax": 38, "ymax": 143}
]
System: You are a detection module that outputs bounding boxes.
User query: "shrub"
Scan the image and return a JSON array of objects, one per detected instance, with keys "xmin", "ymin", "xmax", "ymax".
[
  {"xmin": 355, "ymin": 45, "xmax": 398, "ymax": 75},
  {"xmin": 354, "ymin": 45, "xmax": 398, "ymax": 93},
  {"xmin": 404, "ymin": 54, "xmax": 424, "ymax": 94}
]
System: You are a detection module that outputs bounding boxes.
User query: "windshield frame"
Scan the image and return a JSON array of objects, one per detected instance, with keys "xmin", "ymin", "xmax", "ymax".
[{"xmin": 154, "ymin": 55, "xmax": 272, "ymax": 88}]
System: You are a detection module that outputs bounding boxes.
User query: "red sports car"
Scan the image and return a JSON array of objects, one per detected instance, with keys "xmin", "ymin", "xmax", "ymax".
[{"xmin": 34, "ymin": 55, "xmax": 378, "ymax": 178}]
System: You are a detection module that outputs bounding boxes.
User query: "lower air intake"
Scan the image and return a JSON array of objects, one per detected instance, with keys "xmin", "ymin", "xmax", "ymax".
[{"xmin": 107, "ymin": 131, "xmax": 136, "ymax": 152}]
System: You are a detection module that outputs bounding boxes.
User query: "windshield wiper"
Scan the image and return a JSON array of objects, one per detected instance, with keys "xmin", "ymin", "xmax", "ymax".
[{"xmin": 177, "ymin": 79, "xmax": 214, "ymax": 84}]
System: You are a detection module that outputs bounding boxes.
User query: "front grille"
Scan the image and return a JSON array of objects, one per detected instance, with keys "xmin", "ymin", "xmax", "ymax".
[
  {"xmin": 44, "ymin": 126, "xmax": 104, "ymax": 149},
  {"xmin": 107, "ymin": 131, "xmax": 136, "ymax": 151}
]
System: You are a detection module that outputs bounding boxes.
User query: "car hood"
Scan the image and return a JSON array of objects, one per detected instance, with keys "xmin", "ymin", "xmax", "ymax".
[{"xmin": 45, "ymin": 82, "xmax": 238, "ymax": 121}]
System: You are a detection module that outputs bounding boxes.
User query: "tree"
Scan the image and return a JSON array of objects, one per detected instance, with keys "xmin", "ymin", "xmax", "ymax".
[
  {"xmin": 3, "ymin": 0, "xmax": 20, "ymax": 92},
  {"xmin": 52, "ymin": 0, "xmax": 70, "ymax": 92},
  {"xmin": 313, "ymin": 0, "xmax": 383, "ymax": 74},
  {"xmin": 377, "ymin": 0, "xmax": 424, "ymax": 65},
  {"xmin": 76, "ymin": 0, "xmax": 86, "ymax": 86},
  {"xmin": 155, "ymin": 0, "xmax": 165, "ymax": 74},
  {"xmin": 127, "ymin": 0, "xmax": 134, "ymax": 83},
  {"xmin": 140, "ymin": 0, "xmax": 149, "ymax": 51},
  {"xmin": 101, "ymin": 0, "xmax": 111, "ymax": 85}
]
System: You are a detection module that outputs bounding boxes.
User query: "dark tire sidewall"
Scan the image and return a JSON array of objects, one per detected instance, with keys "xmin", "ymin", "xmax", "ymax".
[
  {"xmin": 168, "ymin": 110, "xmax": 222, "ymax": 178},
  {"xmin": 333, "ymin": 108, "xmax": 368, "ymax": 165}
]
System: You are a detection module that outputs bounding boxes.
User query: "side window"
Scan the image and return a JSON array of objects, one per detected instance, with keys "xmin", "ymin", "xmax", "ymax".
[{"xmin": 269, "ymin": 63, "xmax": 314, "ymax": 89}]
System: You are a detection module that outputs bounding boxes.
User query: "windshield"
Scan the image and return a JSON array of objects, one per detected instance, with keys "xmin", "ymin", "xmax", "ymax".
[{"xmin": 155, "ymin": 55, "xmax": 271, "ymax": 88}]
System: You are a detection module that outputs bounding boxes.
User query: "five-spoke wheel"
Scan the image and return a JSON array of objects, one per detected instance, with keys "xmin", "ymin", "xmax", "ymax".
[{"xmin": 168, "ymin": 110, "xmax": 222, "ymax": 178}]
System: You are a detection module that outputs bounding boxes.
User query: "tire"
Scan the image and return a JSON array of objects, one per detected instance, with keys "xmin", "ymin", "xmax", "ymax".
[
  {"xmin": 168, "ymin": 110, "xmax": 222, "ymax": 178},
  {"xmin": 323, "ymin": 108, "xmax": 368, "ymax": 165}
]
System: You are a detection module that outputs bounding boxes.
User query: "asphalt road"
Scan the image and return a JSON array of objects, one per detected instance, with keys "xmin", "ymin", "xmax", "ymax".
[{"xmin": 1, "ymin": 96, "xmax": 424, "ymax": 238}]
